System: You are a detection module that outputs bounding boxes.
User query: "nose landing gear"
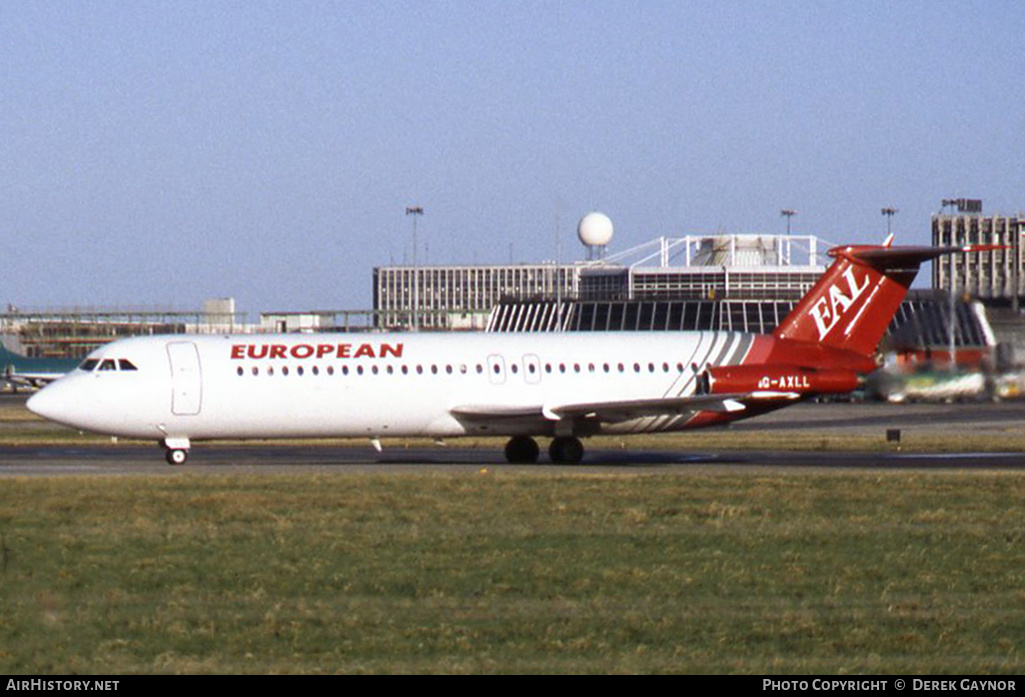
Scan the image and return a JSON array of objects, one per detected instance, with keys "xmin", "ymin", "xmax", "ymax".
[
  {"xmin": 165, "ymin": 448, "xmax": 189, "ymax": 465},
  {"xmin": 161, "ymin": 437, "xmax": 191, "ymax": 466}
]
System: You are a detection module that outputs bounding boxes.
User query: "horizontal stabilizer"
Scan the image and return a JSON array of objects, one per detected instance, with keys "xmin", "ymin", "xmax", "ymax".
[{"xmin": 847, "ymin": 244, "xmax": 1002, "ymax": 269}]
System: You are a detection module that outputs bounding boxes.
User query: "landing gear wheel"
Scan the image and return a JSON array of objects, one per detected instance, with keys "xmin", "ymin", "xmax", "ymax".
[
  {"xmin": 504, "ymin": 436, "xmax": 540, "ymax": 464},
  {"xmin": 549, "ymin": 436, "xmax": 585, "ymax": 464},
  {"xmin": 165, "ymin": 448, "xmax": 189, "ymax": 466}
]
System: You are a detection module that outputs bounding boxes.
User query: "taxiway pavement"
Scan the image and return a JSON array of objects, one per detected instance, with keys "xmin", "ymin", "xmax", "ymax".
[{"xmin": 2, "ymin": 396, "xmax": 1023, "ymax": 476}]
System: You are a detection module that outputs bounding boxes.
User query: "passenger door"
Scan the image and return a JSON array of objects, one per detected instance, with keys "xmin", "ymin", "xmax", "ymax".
[{"xmin": 167, "ymin": 341, "xmax": 202, "ymax": 415}]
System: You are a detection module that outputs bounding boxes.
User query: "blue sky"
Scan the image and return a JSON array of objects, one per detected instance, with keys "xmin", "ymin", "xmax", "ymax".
[{"xmin": 3, "ymin": 1, "xmax": 1024, "ymax": 315}]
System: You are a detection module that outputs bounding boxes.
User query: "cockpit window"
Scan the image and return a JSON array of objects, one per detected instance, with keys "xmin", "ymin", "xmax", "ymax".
[{"xmin": 78, "ymin": 357, "xmax": 138, "ymax": 372}]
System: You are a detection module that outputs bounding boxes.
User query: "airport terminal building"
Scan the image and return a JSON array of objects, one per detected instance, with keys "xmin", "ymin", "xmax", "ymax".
[
  {"xmin": 373, "ymin": 234, "xmax": 827, "ymax": 331},
  {"xmin": 0, "ymin": 299, "xmax": 242, "ymax": 359},
  {"xmin": 932, "ymin": 210, "xmax": 1025, "ymax": 304}
]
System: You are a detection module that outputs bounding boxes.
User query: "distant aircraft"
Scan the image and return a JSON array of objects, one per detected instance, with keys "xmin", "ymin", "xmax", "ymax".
[
  {"xmin": 27, "ymin": 240, "xmax": 989, "ymax": 465},
  {"xmin": 0, "ymin": 344, "xmax": 78, "ymax": 391}
]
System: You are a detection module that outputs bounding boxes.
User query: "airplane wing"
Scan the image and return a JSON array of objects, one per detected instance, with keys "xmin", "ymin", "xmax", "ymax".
[
  {"xmin": 450, "ymin": 404, "xmax": 550, "ymax": 421},
  {"xmin": 545, "ymin": 392, "xmax": 801, "ymax": 423},
  {"xmin": 451, "ymin": 392, "xmax": 801, "ymax": 426}
]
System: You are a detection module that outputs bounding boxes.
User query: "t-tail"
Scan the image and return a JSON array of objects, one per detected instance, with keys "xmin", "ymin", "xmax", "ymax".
[{"xmin": 773, "ymin": 242, "xmax": 995, "ymax": 358}]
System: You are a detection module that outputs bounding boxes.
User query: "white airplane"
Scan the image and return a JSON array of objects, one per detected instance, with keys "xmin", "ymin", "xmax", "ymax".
[{"xmin": 27, "ymin": 241, "xmax": 986, "ymax": 465}]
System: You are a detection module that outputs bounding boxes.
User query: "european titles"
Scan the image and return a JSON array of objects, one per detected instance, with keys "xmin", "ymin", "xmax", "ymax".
[{"xmin": 230, "ymin": 343, "xmax": 404, "ymax": 360}]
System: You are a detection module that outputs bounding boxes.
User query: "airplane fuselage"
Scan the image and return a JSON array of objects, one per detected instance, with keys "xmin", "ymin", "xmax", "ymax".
[{"xmin": 29, "ymin": 330, "xmax": 800, "ymax": 443}]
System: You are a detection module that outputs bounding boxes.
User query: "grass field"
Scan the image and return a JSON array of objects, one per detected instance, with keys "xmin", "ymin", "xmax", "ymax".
[{"xmin": 2, "ymin": 471, "xmax": 1025, "ymax": 674}]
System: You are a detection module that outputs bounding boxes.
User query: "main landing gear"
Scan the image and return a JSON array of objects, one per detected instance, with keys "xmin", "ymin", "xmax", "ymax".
[
  {"xmin": 549, "ymin": 436, "xmax": 584, "ymax": 464},
  {"xmin": 503, "ymin": 436, "xmax": 585, "ymax": 464}
]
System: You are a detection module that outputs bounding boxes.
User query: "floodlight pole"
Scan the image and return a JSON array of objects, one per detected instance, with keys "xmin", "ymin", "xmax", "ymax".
[
  {"xmin": 949, "ymin": 273, "xmax": 957, "ymax": 373},
  {"xmin": 406, "ymin": 206, "xmax": 423, "ymax": 331},
  {"xmin": 881, "ymin": 207, "xmax": 898, "ymax": 236},
  {"xmin": 1013, "ymin": 218, "xmax": 1025, "ymax": 315},
  {"xmin": 780, "ymin": 210, "xmax": 796, "ymax": 265},
  {"xmin": 780, "ymin": 209, "xmax": 796, "ymax": 235},
  {"xmin": 554, "ymin": 209, "xmax": 563, "ymax": 332}
]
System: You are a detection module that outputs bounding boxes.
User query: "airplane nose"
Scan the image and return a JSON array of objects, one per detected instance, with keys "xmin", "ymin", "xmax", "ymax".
[
  {"xmin": 27, "ymin": 386, "xmax": 57, "ymax": 420},
  {"xmin": 26, "ymin": 382, "xmax": 75, "ymax": 426}
]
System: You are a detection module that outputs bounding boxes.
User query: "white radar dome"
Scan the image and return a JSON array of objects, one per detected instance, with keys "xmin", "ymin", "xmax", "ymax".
[{"xmin": 577, "ymin": 212, "xmax": 614, "ymax": 248}]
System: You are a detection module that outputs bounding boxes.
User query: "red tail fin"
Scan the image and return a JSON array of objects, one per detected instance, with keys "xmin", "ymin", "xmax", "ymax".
[{"xmin": 774, "ymin": 244, "xmax": 989, "ymax": 357}]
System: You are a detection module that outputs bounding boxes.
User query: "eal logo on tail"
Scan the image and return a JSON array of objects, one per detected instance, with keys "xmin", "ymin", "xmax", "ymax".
[{"xmin": 808, "ymin": 268, "xmax": 870, "ymax": 340}]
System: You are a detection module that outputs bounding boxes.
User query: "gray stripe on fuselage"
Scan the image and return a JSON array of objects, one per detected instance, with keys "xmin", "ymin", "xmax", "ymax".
[
  {"xmin": 671, "ymin": 331, "xmax": 723, "ymax": 399},
  {"xmin": 726, "ymin": 333, "xmax": 754, "ymax": 366},
  {"xmin": 710, "ymin": 332, "xmax": 740, "ymax": 370},
  {"xmin": 664, "ymin": 331, "xmax": 708, "ymax": 398}
]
